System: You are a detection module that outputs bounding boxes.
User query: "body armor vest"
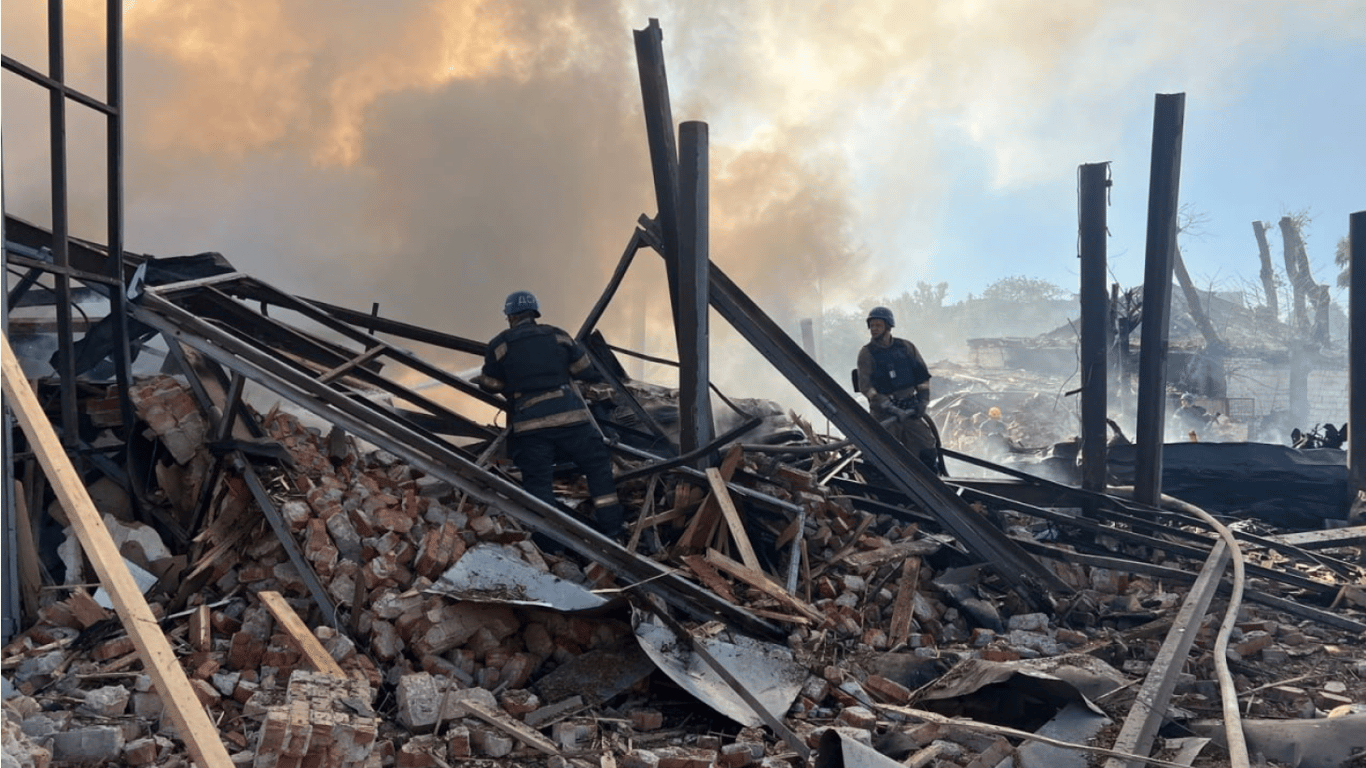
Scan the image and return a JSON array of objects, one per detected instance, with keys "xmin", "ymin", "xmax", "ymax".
[{"xmin": 868, "ymin": 340, "xmax": 929, "ymax": 396}]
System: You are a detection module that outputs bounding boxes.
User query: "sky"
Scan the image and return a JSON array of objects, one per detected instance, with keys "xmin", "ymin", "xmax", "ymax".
[{"xmin": 3, "ymin": 0, "xmax": 1364, "ymax": 404}]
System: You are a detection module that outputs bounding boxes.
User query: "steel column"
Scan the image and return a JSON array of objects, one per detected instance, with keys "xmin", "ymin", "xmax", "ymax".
[
  {"xmin": 633, "ymin": 19, "xmax": 683, "ymax": 329},
  {"xmin": 1133, "ymin": 93, "xmax": 1185, "ymax": 507},
  {"xmin": 677, "ymin": 121, "xmax": 715, "ymax": 457},
  {"xmin": 47, "ymin": 0, "xmax": 79, "ymax": 447},
  {"xmin": 2, "ymin": 174, "xmax": 16, "ymax": 642},
  {"xmin": 105, "ymin": 0, "xmax": 134, "ymax": 434},
  {"xmin": 1350, "ymin": 211, "xmax": 1365, "ymax": 505},
  {"xmin": 1078, "ymin": 162, "xmax": 1110, "ymax": 496}
]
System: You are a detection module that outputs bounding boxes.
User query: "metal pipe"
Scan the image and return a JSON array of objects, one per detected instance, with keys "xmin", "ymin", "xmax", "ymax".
[{"xmin": 1133, "ymin": 93, "xmax": 1185, "ymax": 506}]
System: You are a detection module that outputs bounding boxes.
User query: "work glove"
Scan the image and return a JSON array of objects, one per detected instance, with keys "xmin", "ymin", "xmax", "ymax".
[
  {"xmin": 906, "ymin": 399, "xmax": 926, "ymax": 419},
  {"xmin": 887, "ymin": 405, "xmax": 913, "ymax": 421}
]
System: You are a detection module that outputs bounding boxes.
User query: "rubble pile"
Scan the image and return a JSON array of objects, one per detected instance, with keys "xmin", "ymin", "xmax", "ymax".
[{"xmin": 4, "ymin": 371, "xmax": 1365, "ymax": 768}]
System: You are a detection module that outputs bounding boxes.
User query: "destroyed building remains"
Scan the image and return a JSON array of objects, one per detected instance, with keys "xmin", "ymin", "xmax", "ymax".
[{"xmin": 4, "ymin": 13, "xmax": 1366, "ymax": 768}]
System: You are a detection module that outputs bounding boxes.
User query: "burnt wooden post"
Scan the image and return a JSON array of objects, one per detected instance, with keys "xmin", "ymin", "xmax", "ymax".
[
  {"xmin": 1079, "ymin": 162, "xmax": 1110, "ymax": 496},
  {"xmin": 1133, "ymin": 93, "xmax": 1185, "ymax": 507},
  {"xmin": 1350, "ymin": 211, "xmax": 1365, "ymax": 507},
  {"xmin": 677, "ymin": 121, "xmax": 715, "ymax": 456},
  {"xmin": 634, "ymin": 19, "xmax": 683, "ymax": 334}
]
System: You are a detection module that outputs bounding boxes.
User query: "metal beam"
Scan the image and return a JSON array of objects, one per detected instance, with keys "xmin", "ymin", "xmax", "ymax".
[
  {"xmin": 128, "ymin": 292, "xmax": 782, "ymax": 639},
  {"xmin": 677, "ymin": 121, "xmax": 715, "ymax": 458},
  {"xmin": 576, "ymin": 229, "xmax": 645, "ymax": 343},
  {"xmin": 235, "ymin": 455, "xmax": 338, "ymax": 628},
  {"xmin": 1133, "ymin": 93, "xmax": 1185, "ymax": 506},
  {"xmin": 705, "ymin": 266, "xmax": 1070, "ymax": 604},
  {"xmin": 1078, "ymin": 162, "xmax": 1110, "ymax": 496}
]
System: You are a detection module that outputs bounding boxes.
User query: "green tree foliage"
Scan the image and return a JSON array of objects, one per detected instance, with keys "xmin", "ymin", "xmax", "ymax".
[
  {"xmin": 907, "ymin": 281, "xmax": 949, "ymax": 311},
  {"xmin": 979, "ymin": 275, "xmax": 1072, "ymax": 303}
]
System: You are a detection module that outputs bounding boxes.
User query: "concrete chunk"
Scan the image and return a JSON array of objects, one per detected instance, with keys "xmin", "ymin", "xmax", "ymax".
[{"xmin": 50, "ymin": 726, "xmax": 125, "ymax": 764}]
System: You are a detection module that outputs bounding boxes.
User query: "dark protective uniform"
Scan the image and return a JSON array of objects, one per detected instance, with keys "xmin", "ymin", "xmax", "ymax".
[
  {"xmin": 479, "ymin": 319, "xmax": 623, "ymax": 538},
  {"xmin": 857, "ymin": 336, "xmax": 939, "ymax": 471}
]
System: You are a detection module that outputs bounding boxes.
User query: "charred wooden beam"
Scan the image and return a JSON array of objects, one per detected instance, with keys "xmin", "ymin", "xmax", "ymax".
[
  {"xmin": 1079, "ymin": 162, "xmax": 1110, "ymax": 497},
  {"xmin": 677, "ymin": 120, "xmax": 716, "ymax": 458},
  {"xmin": 576, "ymin": 229, "xmax": 645, "ymax": 343},
  {"xmin": 1134, "ymin": 93, "xmax": 1185, "ymax": 506},
  {"xmin": 634, "ymin": 19, "xmax": 683, "ymax": 330}
]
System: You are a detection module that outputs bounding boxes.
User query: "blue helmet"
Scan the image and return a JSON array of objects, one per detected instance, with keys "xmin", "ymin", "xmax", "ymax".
[
  {"xmin": 503, "ymin": 290, "xmax": 540, "ymax": 317},
  {"xmin": 866, "ymin": 306, "xmax": 895, "ymax": 329}
]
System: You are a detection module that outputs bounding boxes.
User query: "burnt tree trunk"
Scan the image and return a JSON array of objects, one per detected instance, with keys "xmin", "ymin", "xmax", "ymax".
[
  {"xmin": 1173, "ymin": 245, "xmax": 1223, "ymax": 352},
  {"xmin": 1279, "ymin": 216, "xmax": 1314, "ymax": 334},
  {"xmin": 1252, "ymin": 220, "xmax": 1279, "ymax": 320},
  {"xmin": 1279, "ymin": 216, "xmax": 1331, "ymax": 345}
]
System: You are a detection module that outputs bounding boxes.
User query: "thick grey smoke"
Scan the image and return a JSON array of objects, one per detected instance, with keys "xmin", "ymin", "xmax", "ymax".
[{"xmin": 3, "ymin": 0, "xmax": 1362, "ymax": 412}]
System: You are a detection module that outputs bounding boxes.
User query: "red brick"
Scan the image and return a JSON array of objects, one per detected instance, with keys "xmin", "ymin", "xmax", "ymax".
[
  {"xmin": 631, "ymin": 709, "xmax": 664, "ymax": 731},
  {"xmin": 190, "ymin": 678, "xmax": 221, "ymax": 707},
  {"xmin": 92, "ymin": 635, "xmax": 137, "ymax": 661},
  {"xmin": 123, "ymin": 738, "xmax": 159, "ymax": 765},
  {"xmin": 837, "ymin": 705, "xmax": 877, "ymax": 730},
  {"xmin": 864, "ymin": 674, "xmax": 910, "ymax": 704},
  {"xmin": 446, "ymin": 727, "xmax": 471, "ymax": 758}
]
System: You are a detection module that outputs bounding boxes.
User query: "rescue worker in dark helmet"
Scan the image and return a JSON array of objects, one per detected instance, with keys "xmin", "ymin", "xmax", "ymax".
[
  {"xmin": 856, "ymin": 306, "xmax": 940, "ymax": 472},
  {"xmin": 473, "ymin": 290, "xmax": 624, "ymax": 540}
]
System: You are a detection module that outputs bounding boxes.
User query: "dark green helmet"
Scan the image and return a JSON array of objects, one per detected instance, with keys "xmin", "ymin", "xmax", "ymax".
[{"xmin": 866, "ymin": 306, "xmax": 895, "ymax": 328}]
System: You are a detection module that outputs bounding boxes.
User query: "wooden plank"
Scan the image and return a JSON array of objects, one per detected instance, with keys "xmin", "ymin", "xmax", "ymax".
[
  {"xmin": 680, "ymin": 555, "xmax": 739, "ymax": 603},
  {"xmin": 12, "ymin": 481, "xmax": 44, "ymax": 622},
  {"xmin": 774, "ymin": 511, "xmax": 805, "ymax": 549},
  {"xmin": 625, "ymin": 475, "xmax": 659, "ymax": 553},
  {"xmin": 458, "ymin": 699, "xmax": 560, "ymax": 755},
  {"xmin": 257, "ymin": 590, "xmax": 347, "ymax": 678},
  {"xmin": 844, "ymin": 539, "xmax": 942, "ymax": 570},
  {"xmin": 703, "ymin": 549, "xmax": 824, "ymax": 624},
  {"xmin": 318, "ymin": 343, "xmax": 387, "ymax": 384},
  {"xmin": 676, "ymin": 491, "xmax": 722, "ymax": 551},
  {"xmin": 887, "ymin": 557, "xmax": 920, "ymax": 648},
  {"xmin": 1, "ymin": 332, "xmax": 235, "ymax": 768},
  {"xmin": 676, "ymin": 445, "xmax": 747, "ymax": 551},
  {"xmin": 705, "ymin": 467, "xmax": 761, "ymax": 571},
  {"xmin": 189, "ymin": 604, "xmax": 212, "ymax": 653},
  {"xmin": 1103, "ymin": 541, "xmax": 1230, "ymax": 768}
]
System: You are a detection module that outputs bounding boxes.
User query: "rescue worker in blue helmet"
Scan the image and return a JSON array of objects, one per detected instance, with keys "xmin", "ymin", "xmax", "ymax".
[
  {"xmin": 856, "ymin": 306, "xmax": 940, "ymax": 472},
  {"xmin": 473, "ymin": 290, "xmax": 624, "ymax": 540}
]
